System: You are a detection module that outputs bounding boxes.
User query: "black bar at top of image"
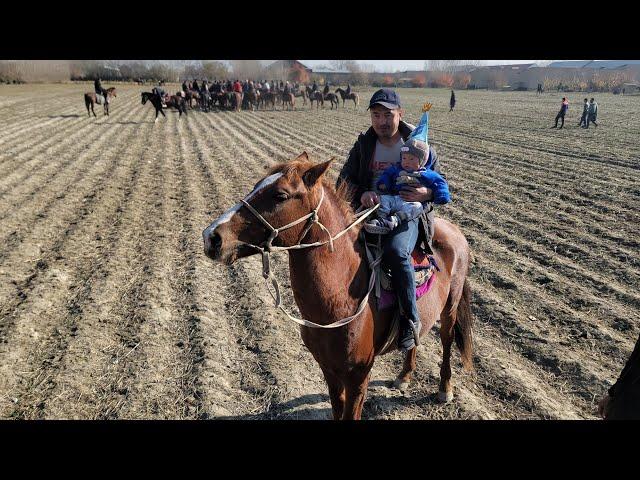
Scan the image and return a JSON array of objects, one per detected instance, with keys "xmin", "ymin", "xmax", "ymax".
[{"xmin": 1, "ymin": 5, "xmax": 637, "ymax": 60}]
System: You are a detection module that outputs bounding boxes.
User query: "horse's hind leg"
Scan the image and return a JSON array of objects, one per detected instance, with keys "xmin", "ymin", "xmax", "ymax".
[
  {"xmin": 91, "ymin": 103, "xmax": 96, "ymax": 117},
  {"xmin": 393, "ymin": 347, "xmax": 417, "ymax": 391},
  {"xmin": 438, "ymin": 307, "xmax": 456, "ymax": 403}
]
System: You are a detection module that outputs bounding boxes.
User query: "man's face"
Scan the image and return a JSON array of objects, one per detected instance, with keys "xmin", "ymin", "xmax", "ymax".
[{"xmin": 370, "ymin": 105, "xmax": 402, "ymax": 139}]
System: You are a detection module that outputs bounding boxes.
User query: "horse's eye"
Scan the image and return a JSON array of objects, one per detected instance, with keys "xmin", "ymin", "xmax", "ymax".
[{"xmin": 274, "ymin": 191, "xmax": 289, "ymax": 201}]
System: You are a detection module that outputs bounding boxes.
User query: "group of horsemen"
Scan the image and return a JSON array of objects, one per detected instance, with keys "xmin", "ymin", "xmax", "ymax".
[{"xmin": 155, "ymin": 78, "xmax": 350, "ymax": 109}]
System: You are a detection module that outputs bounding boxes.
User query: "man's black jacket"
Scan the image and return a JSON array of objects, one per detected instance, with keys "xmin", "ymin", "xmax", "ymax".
[{"xmin": 336, "ymin": 120, "xmax": 443, "ymax": 253}]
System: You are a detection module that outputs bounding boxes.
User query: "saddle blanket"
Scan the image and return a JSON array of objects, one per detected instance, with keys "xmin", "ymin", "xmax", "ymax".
[
  {"xmin": 377, "ymin": 252, "xmax": 439, "ymax": 311},
  {"xmin": 95, "ymin": 94, "xmax": 108, "ymax": 105}
]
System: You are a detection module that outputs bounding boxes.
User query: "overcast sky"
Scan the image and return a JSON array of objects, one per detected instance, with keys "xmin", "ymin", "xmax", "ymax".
[{"xmin": 298, "ymin": 60, "xmax": 545, "ymax": 71}]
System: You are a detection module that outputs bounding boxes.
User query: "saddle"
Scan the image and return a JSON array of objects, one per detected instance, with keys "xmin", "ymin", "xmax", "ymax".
[
  {"xmin": 95, "ymin": 94, "xmax": 105, "ymax": 105},
  {"xmin": 361, "ymin": 232, "xmax": 439, "ymax": 304},
  {"xmin": 378, "ymin": 248, "xmax": 438, "ymax": 293}
]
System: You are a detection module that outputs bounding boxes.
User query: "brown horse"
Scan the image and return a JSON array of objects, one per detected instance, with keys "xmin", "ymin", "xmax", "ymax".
[
  {"xmin": 282, "ymin": 92, "xmax": 295, "ymax": 111},
  {"xmin": 293, "ymin": 88, "xmax": 307, "ymax": 105},
  {"xmin": 335, "ymin": 88, "xmax": 359, "ymax": 109},
  {"xmin": 306, "ymin": 87, "xmax": 324, "ymax": 110},
  {"xmin": 231, "ymin": 91, "xmax": 243, "ymax": 112},
  {"xmin": 244, "ymin": 90, "xmax": 260, "ymax": 111},
  {"xmin": 84, "ymin": 87, "xmax": 117, "ymax": 117},
  {"xmin": 185, "ymin": 90, "xmax": 200, "ymax": 109},
  {"xmin": 258, "ymin": 91, "xmax": 277, "ymax": 110},
  {"xmin": 202, "ymin": 153, "xmax": 474, "ymax": 420}
]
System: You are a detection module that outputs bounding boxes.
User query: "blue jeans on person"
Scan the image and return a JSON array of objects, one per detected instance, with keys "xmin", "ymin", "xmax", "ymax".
[{"xmin": 382, "ymin": 217, "xmax": 419, "ymax": 324}]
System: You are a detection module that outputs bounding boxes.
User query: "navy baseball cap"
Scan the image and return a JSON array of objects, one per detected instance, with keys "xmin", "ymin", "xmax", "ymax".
[{"xmin": 368, "ymin": 88, "xmax": 401, "ymax": 110}]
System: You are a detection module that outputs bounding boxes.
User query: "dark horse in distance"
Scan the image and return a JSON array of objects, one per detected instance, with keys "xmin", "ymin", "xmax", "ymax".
[
  {"xmin": 84, "ymin": 87, "xmax": 117, "ymax": 117},
  {"xmin": 141, "ymin": 91, "xmax": 187, "ymax": 122}
]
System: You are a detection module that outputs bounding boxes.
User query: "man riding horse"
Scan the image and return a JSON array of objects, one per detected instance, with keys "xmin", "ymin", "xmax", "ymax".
[
  {"xmin": 337, "ymin": 89, "xmax": 443, "ymax": 352},
  {"xmin": 94, "ymin": 77, "xmax": 109, "ymax": 105}
]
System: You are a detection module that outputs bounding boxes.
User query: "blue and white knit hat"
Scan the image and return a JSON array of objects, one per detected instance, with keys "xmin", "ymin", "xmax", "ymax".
[{"xmin": 400, "ymin": 102, "xmax": 432, "ymax": 167}]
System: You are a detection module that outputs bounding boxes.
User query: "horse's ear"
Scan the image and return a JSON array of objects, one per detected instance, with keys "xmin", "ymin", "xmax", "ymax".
[
  {"xmin": 294, "ymin": 151, "xmax": 309, "ymax": 162},
  {"xmin": 302, "ymin": 159, "xmax": 334, "ymax": 189}
]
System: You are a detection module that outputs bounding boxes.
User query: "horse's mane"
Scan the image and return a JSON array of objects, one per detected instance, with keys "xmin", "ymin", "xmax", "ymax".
[{"xmin": 267, "ymin": 159, "xmax": 355, "ymax": 221}]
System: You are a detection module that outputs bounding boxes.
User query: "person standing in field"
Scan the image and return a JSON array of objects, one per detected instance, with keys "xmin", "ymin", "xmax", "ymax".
[
  {"xmin": 586, "ymin": 98, "xmax": 598, "ymax": 128},
  {"xmin": 449, "ymin": 90, "xmax": 456, "ymax": 112},
  {"xmin": 552, "ymin": 97, "xmax": 569, "ymax": 129},
  {"xmin": 598, "ymin": 332, "xmax": 640, "ymax": 420},
  {"xmin": 579, "ymin": 98, "xmax": 589, "ymax": 127}
]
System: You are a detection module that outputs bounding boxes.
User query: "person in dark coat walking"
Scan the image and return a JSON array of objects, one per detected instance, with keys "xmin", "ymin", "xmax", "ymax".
[
  {"xmin": 552, "ymin": 97, "xmax": 569, "ymax": 129},
  {"xmin": 578, "ymin": 98, "xmax": 589, "ymax": 127},
  {"xmin": 449, "ymin": 90, "xmax": 456, "ymax": 112}
]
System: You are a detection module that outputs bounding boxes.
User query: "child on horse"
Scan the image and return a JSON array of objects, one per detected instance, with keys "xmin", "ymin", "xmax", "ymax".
[{"xmin": 364, "ymin": 103, "xmax": 450, "ymax": 234}]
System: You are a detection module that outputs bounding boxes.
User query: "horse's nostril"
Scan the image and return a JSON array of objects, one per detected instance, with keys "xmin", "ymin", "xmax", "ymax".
[{"xmin": 204, "ymin": 230, "xmax": 222, "ymax": 259}]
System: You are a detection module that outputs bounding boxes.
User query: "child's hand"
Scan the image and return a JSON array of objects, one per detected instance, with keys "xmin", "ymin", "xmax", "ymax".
[{"xmin": 378, "ymin": 184, "xmax": 386, "ymax": 191}]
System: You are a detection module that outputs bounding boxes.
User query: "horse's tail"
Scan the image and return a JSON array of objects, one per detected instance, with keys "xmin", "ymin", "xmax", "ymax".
[{"xmin": 453, "ymin": 277, "xmax": 474, "ymax": 371}]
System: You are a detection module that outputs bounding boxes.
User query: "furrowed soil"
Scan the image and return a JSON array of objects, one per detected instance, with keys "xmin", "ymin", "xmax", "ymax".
[{"xmin": 1, "ymin": 83, "xmax": 638, "ymax": 419}]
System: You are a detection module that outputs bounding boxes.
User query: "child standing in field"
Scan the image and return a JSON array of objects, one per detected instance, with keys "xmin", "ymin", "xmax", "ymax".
[{"xmin": 365, "ymin": 103, "xmax": 451, "ymax": 235}]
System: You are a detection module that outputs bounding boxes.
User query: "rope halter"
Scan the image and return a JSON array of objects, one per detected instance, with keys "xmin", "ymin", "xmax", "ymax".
[{"xmin": 236, "ymin": 186, "xmax": 380, "ymax": 329}]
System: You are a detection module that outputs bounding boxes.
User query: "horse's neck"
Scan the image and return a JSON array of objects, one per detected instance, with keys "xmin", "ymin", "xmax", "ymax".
[{"xmin": 288, "ymin": 191, "xmax": 366, "ymax": 322}]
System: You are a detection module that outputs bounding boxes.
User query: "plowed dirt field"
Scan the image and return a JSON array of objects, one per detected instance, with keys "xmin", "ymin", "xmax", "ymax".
[{"xmin": 1, "ymin": 83, "xmax": 638, "ymax": 419}]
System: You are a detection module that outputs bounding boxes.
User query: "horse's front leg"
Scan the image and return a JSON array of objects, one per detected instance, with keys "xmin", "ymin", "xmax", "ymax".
[
  {"xmin": 342, "ymin": 367, "xmax": 372, "ymax": 420},
  {"xmin": 321, "ymin": 368, "xmax": 345, "ymax": 420}
]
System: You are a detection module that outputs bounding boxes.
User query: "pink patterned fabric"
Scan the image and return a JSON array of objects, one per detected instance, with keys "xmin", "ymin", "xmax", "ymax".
[{"xmin": 377, "ymin": 272, "xmax": 437, "ymax": 311}]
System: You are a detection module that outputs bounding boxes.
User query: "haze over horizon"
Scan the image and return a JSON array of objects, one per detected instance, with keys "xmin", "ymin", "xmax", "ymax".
[{"xmin": 298, "ymin": 60, "xmax": 558, "ymax": 71}]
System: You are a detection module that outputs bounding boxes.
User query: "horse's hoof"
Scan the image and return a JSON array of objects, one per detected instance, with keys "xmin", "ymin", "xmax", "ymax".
[
  {"xmin": 437, "ymin": 390, "xmax": 454, "ymax": 403},
  {"xmin": 392, "ymin": 378, "xmax": 410, "ymax": 391}
]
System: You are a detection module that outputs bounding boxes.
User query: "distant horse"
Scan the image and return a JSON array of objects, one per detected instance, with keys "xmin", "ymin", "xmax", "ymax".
[
  {"xmin": 306, "ymin": 86, "xmax": 324, "ymax": 110},
  {"xmin": 323, "ymin": 92, "xmax": 339, "ymax": 109},
  {"xmin": 230, "ymin": 91, "xmax": 243, "ymax": 111},
  {"xmin": 84, "ymin": 87, "xmax": 117, "ymax": 117},
  {"xmin": 244, "ymin": 90, "xmax": 260, "ymax": 111},
  {"xmin": 141, "ymin": 91, "xmax": 187, "ymax": 122},
  {"xmin": 259, "ymin": 91, "xmax": 277, "ymax": 110},
  {"xmin": 202, "ymin": 152, "xmax": 474, "ymax": 420},
  {"xmin": 185, "ymin": 90, "xmax": 200, "ymax": 109},
  {"xmin": 282, "ymin": 92, "xmax": 295, "ymax": 111},
  {"xmin": 199, "ymin": 90, "xmax": 211, "ymax": 112},
  {"xmin": 335, "ymin": 88, "xmax": 359, "ymax": 109},
  {"xmin": 293, "ymin": 88, "xmax": 307, "ymax": 105},
  {"xmin": 214, "ymin": 91, "xmax": 229, "ymax": 109}
]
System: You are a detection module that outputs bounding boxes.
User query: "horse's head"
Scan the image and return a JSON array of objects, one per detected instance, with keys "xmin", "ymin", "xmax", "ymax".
[
  {"xmin": 203, "ymin": 152, "xmax": 333, "ymax": 265},
  {"xmin": 141, "ymin": 92, "xmax": 148, "ymax": 105},
  {"xmin": 108, "ymin": 87, "xmax": 117, "ymax": 97}
]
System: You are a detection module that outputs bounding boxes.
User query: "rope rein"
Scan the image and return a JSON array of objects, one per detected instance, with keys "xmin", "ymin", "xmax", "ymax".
[{"xmin": 238, "ymin": 187, "xmax": 381, "ymax": 329}]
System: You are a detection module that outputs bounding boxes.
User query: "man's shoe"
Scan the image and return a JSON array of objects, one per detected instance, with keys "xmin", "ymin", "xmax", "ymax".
[
  {"xmin": 364, "ymin": 217, "xmax": 396, "ymax": 235},
  {"xmin": 398, "ymin": 321, "xmax": 416, "ymax": 352}
]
